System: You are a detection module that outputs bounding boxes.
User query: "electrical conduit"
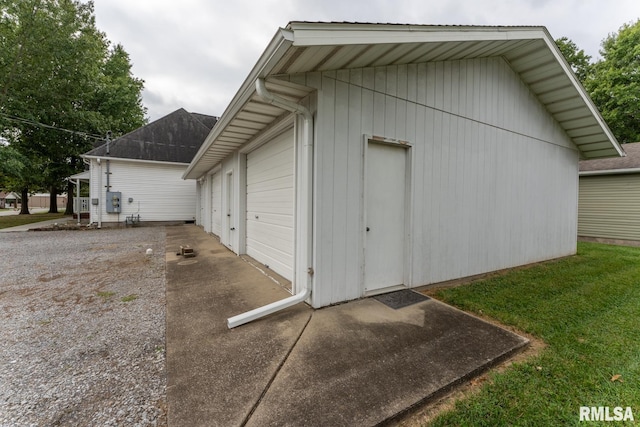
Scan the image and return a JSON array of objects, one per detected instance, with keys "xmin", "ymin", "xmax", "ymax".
[{"xmin": 227, "ymin": 78, "xmax": 314, "ymax": 329}]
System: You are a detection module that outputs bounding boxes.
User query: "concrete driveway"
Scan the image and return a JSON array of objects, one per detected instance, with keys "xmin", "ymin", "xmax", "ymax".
[{"xmin": 165, "ymin": 225, "xmax": 528, "ymax": 426}]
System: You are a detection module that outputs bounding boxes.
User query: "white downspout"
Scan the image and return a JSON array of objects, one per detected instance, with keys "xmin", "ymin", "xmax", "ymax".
[{"xmin": 227, "ymin": 78, "xmax": 314, "ymax": 329}]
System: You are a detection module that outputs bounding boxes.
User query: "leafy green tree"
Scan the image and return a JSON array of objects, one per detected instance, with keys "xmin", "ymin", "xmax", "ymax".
[
  {"xmin": 0, "ymin": 0, "xmax": 146, "ymax": 214},
  {"xmin": 0, "ymin": 143, "xmax": 41, "ymax": 214},
  {"xmin": 92, "ymin": 44, "xmax": 146, "ymax": 134},
  {"xmin": 585, "ymin": 20, "xmax": 640, "ymax": 144},
  {"xmin": 555, "ymin": 36, "xmax": 593, "ymax": 84}
]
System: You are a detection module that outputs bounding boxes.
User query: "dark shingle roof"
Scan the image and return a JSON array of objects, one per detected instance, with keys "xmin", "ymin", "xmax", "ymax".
[
  {"xmin": 84, "ymin": 108, "xmax": 217, "ymax": 163},
  {"xmin": 579, "ymin": 142, "xmax": 640, "ymax": 172}
]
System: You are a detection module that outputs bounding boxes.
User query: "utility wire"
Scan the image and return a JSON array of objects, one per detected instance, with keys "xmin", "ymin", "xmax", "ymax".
[{"xmin": 0, "ymin": 112, "xmax": 105, "ymax": 141}]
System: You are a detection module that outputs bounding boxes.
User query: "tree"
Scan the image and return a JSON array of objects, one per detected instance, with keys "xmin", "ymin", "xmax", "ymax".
[
  {"xmin": 0, "ymin": 0, "xmax": 146, "ymax": 214},
  {"xmin": 0, "ymin": 143, "xmax": 41, "ymax": 214},
  {"xmin": 585, "ymin": 20, "xmax": 640, "ymax": 144},
  {"xmin": 555, "ymin": 36, "xmax": 593, "ymax": 84},
  {"xmin": 92, "ymin": 44, "xmax": 146, "ymax": 135}
]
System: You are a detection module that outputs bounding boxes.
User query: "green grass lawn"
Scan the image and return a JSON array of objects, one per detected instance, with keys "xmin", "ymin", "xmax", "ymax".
[
  {"xmin": 0, "ymin": 211, "xmax": 68, "ymax": 229},
  {"xmin": 427, "ymin": 242, "xmax": 640, "ymax": 426}
]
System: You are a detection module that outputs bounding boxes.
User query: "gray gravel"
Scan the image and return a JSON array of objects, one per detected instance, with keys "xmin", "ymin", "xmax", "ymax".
[{"xmin": 0, "ymin": 228, "xmax": 167, "ymax": 426}]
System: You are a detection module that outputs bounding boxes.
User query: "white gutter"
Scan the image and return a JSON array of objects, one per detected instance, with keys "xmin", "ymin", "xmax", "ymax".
[
  {"xmin": 227, "ymin": 78, "xmax": 314, "ymax": 329},
  {"xmin": 83, "ymin": 154, "xmax": 190, "ymax": 167},
  {"xmin": 579, "ymin": 168, "xmax": 640, "ymax": 176}
]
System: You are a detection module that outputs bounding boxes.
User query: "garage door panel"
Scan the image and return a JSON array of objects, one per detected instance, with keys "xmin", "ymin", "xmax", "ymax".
[
  {"xmin": 247, "ymin": 176, "xmax": 293, "ymax": 193},
  {"xmin": 247, "ymin": 172, "xmax": 292, "ymax": 186},
  {"xmin": 247, "ymin": 155, "xmax": 293, "ymax": 178},
  {"xmin": 246, "ymin": 212, "xmax": 293, "ymax": 227},
  {"xmin": 247, "ymin": 219, "xmax": 294, "ymax": 241},
  {"xmin": 247, "ymin": 149, "xmax": 292, "ymax": 175},
  {"xmin": 246, "ymin": 128, "xmax": 294, "ymax": 281},
  {"xmin": 248, "ymin": 140, "xmax": 291, "ymax": 163},
  {"xmin": 247, "ymin": 189, "xmax": 295, "ymax": 206},
  {"xmin": 244, "ymin": 239, "xmax": 293, "ymax": 279}
]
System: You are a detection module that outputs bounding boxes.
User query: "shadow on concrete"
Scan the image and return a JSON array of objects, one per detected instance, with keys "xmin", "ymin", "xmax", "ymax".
[{"xmin": 165, "ymin": 225, "xmax": 528, "ymax": 426}]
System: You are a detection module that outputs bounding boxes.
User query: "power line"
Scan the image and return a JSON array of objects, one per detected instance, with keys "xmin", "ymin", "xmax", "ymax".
[{"xmin": 0, "ymin": 112, "xmax": 105, "ymax": 141}]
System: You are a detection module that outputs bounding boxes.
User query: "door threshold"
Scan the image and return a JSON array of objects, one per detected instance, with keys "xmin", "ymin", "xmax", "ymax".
[{"xmin": 364, "ymin": 284, "xmax": 407, "ymax": 297}]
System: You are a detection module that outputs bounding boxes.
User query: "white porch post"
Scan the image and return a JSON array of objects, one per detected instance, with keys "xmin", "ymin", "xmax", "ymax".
[{"xmin": 76, "ymin": 178, "xmax": 80, "ymax": 225}]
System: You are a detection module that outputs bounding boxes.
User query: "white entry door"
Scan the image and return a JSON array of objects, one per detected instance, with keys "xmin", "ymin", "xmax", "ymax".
[
  {"xmin": 210, "ymin": 171, "xmax": 222, "ymax": 236},
  {"xmin": 365, "ymin": 141, "xmax": 407, "ymax": 293},
  {"xmin": 222, "ymin": 171, "xmax": 234, "ymax": 249}
]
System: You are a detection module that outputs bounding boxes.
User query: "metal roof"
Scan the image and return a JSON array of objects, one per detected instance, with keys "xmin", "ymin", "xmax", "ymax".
[{"xmin": 184, "ymin": 22, "xmax": 622, "ymax": 179}]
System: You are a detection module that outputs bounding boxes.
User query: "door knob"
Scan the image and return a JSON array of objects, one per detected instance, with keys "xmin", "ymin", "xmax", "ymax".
[{"xmin": 366, "ymin": 226, "xmax": 370, "ymax": 232}]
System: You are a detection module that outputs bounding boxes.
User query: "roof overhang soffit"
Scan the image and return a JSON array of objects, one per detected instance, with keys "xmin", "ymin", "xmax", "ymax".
[
  {"xmin": 184, "ymin": 23, "xmax": 623, "ymax": 180},
  {"xmin": 183, "ymin": 77, "xmax": 313, "ymax": 180},
  {"xmin": 183, "ymin": 28, "xmax": 301, "ymax": 179},
  {"xmin": 276, "ymin": 23, "xmax": 623, "ymax": 160}
]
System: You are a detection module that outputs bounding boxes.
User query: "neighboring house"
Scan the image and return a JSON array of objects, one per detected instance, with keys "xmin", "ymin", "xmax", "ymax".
[
  {"xmin": 0, "ymin": 192, "xmax": 20, "ymax": 208},
  {"xmin": 82, "ymin": 108, "xmax": 217, "ymax": 225},
  {"xmin": 184, "ymin": 23, "xmax": 622, "ymax": 314},
  {"xmin": 579, "ymin": 142, "xmax": 640, "ymax": 241}
]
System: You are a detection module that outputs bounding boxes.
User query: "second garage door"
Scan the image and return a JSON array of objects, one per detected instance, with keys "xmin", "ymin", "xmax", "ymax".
[{"xmin": 246, "ymin": 129, "xmax": 294, "ymax": 280}]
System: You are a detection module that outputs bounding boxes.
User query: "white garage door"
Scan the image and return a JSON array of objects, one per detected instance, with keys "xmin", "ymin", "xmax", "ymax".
[
  {"xmin": 210, "ymin": 171, "xmax": 222, "ymax": 236},
  {"xmin": 246, "ymin": 129, "xmax": 294, "ymax": 280}
]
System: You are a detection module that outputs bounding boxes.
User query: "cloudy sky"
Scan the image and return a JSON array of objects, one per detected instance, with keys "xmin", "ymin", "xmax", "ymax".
[{"xmin": 92, "ymin": 0, "xmax": 640, "ymax": 122}]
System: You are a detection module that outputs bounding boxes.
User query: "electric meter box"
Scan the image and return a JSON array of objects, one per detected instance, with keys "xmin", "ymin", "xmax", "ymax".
[{"xmin": 106, "ymin": 191, "xmax": 122, "ymax": 213}]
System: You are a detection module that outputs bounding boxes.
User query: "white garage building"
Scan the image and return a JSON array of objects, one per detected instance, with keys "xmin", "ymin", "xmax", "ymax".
[{"xmin": 184, "ymin": 23, "xmax": 622, "ymax": 326}]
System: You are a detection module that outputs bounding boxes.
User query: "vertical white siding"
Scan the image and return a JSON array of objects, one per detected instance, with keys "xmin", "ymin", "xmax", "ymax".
[
  {"xmin": 89, "ymin": 159, "xmax": 197, "ymax": 223},
  {"xmin": 578, "ymin": 174, "xmax": 640, "ymax": 240},
  {"xmin": 289, "ymin": 57, "xmax": 578, "ymax": 308}
]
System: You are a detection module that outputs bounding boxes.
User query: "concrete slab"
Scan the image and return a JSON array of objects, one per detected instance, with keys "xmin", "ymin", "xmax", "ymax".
[
  {"xmin": 165, "ymin": 225, "xmax": 312, "ymax": 426},
  {"xmin": 165, "ymin": 225, "xmax": 529, "ymax": 426}
]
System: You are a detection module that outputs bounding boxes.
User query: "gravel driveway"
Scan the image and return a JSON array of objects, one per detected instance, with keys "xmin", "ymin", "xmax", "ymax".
[{"xmin": 0, "ymin": 228, "xmax": 167, "ymax": 426}]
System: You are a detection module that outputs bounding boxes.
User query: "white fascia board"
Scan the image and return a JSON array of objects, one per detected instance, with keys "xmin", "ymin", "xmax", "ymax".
[
  {"xmin": 68, "ymin": 170, "xmax": 91, "ymax": 180},
  {"xmin": 206, "ymin": 164, "xmax": 222, "ymax": 176},
  {"xmin": 82, "ymin": 154, "xmax": 188, "ymax": 167},
  {"xmin": 580, "ymin": 168, "xmax": 640, "ymax": 176},
  {"xmin": 183, "ymin": 28, "xmax": 295, "ymax": 180},
  {"xmin": 287, "ymin": 22, "xmax": 547, "ymax": 46},
  {"xmin": 538, "ymin": 28, "xmax": 624, "ymax": 158}
]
